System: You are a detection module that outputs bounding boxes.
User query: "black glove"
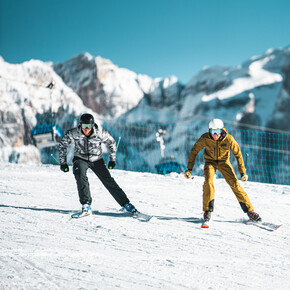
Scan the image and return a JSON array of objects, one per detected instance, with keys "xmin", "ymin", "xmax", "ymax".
[
  {"xmin": 108, "ymin": 161, "xmax": 116, "ymax": 169},
  {"xmin": 60, "ymin": 164, "xmax": 69, "ymax": 172}
]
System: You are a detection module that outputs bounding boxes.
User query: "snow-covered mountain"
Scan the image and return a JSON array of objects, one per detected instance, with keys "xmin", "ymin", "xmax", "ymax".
[
  {"xmin": 1, "ymin": 46, "xmax": 289, "ymax": 132},
  {"xmin": 0, "ymin": 52, "xmax": 184, "ymax": 165},
  {"xmin": 120, "ymin": 46, "xmax": 290, "ymax": 131},
  {"xmin": 182, "ymin": 47, "xmax": 290, "ymax": 131},
  {"xmin": 0, "ymin": 56, "xmax": 96, "ymax": 162},
  {"xmin": 53, "ymin": 52, "xmax": 183, "ymax": 118},
  {"xmin": 0, "ymin": 46, "xmax": 289, "ymax": 182}
]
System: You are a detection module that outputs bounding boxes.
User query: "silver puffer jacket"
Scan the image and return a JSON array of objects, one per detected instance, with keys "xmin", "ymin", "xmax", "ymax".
[{"xmin": 58, "ymin": 124, "xmax": 116, "ymax": 164}]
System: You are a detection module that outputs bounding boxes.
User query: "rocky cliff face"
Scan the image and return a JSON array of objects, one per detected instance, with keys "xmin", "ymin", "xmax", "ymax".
[
  {"xmin": 0, "ymin": 56, "xmax": 90, "ymax": 162},
  {"xmin": 53, "ymin": 53, "xmax": 184, "ymax": 118},
  {"xmin": 53, "ymin": 53, "xmax": 99, "ymax": 113}
]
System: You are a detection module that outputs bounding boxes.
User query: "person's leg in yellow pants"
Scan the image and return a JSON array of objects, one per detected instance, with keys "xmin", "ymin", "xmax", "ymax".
[
  {"xmin": 203, "ymin": 161, "xmax": 254, "ymax": 213},
  {"xmin": 203, "ymin": 162, "xmax": 216, "ymax": 212},
  {"xmin": 217, "ymin": 161, "xmax": 253, "ymax": 212}
]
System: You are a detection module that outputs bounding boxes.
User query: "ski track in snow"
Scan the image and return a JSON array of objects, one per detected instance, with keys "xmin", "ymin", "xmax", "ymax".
[{"xmin": 0, "ymin": 163, "xmax": 289, "ymax": 289}]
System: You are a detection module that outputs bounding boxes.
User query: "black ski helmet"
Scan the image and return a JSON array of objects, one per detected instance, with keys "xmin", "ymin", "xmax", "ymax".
[{"xmin": 80, "ymin": 113, "xmax": 94, "ymax": 125}]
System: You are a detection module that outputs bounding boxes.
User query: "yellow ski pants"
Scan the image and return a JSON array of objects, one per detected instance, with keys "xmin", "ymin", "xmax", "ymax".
[{"xmin": 203, "ymin": 160, "xmax": 253, "ymax": 213}]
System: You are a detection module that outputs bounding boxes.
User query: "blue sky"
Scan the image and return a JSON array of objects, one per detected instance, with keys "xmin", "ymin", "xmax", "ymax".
[{"xmin": 1, "ymin": 0, "xmax": 289, "ymax": 83}]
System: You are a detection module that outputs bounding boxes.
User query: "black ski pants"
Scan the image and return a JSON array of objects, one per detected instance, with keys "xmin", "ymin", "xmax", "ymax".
[{"xmin": 73, "ymin": 157, "xmax": 129, "ymax": 206}]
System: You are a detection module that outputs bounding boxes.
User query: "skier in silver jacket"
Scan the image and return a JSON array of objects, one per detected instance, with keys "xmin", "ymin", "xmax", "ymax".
[{"xmin": 58, "ymin": 113, "xmax": 137, "ymax": 216}]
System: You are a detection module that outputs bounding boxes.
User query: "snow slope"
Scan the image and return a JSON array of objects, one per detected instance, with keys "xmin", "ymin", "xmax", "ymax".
[{"xmin": 1, "ymin": 163, "xmax": 289, "ymax": 289}]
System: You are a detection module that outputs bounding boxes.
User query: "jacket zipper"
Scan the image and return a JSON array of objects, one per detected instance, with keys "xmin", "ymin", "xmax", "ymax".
[
  {"xmin": 216, "ymin": 140, "xmax": 219, "ymax": 161},
  {"xmin": 85, "ymin": 137, "xmax": 89, "ymax": 161}
]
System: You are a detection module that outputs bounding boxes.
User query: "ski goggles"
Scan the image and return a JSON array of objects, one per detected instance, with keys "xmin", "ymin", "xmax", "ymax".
[
  {"xmin": 210, "ymin": 128, "xmax": 222, "ymax": 135},
  {"xmin": 81, "ymin": 123, "xmax": 93, "ymax": 129}
]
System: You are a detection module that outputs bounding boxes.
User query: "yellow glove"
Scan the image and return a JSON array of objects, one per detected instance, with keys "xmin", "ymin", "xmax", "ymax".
[
  {"xmin": 241, "ymin": 173, "xmax": 248, "ymax": 182},
  {"xmin": 184, "ymin": 169, "xmax": 192, "ymax": 179}
]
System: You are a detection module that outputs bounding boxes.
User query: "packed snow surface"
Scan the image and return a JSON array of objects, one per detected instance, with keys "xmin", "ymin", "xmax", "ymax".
[{"xmin": 1, "ymin": 163, "xmax": 289, "ymax": 289}]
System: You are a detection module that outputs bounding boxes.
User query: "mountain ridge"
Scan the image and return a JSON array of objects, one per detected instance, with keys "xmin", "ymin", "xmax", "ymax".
[{"xmin": 0, "ymin": 46, "xmax": 289, "ymax": 166}]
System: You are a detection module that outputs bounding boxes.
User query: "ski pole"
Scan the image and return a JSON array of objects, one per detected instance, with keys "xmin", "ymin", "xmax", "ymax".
[
  {"xmin": 51, "ymin": 154, "xmax": 60, "ymax": 165},
  {"xmin": 109, "ymin": 136, "xmax": 121, "ymax": 169},
  {"xmin": 116, "ymin": 136, "xmax": 121, "ymax": 152},
  {"xmin": 245, "ymin": 153, "xmax": 249, "ymax": 169},
  {"xmin": 51, "ymin": 154, "xmax": 69, "ymax": 172}
]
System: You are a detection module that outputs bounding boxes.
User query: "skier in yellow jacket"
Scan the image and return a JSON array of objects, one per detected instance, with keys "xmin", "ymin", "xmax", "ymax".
[{"xmin": 185, "ymin": 118, "xmax": 261, "ymax": 223}]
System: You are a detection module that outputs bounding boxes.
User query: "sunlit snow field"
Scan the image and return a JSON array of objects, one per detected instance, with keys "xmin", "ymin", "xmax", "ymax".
[{"xmin": 1, "ymin": 163, "xmax": 289, "ymax": 289}]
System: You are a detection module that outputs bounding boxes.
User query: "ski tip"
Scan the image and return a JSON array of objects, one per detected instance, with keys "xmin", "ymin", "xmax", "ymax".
[
  {"xmin": 134, "ymin": 212, "xmax": 153, "ymax": 222},
  {"xmin": 201, "ymin": 224, "xmax": 210, "ymax": 228},
  {"xmin": 246, "ymin": 220, "xmax": 283, "ymax": 231}
]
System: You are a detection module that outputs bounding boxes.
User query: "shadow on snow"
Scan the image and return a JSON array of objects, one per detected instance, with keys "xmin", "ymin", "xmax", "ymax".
[{"xmin": 0, "ymin": 204, "xmax": 202, "ymax": 223}]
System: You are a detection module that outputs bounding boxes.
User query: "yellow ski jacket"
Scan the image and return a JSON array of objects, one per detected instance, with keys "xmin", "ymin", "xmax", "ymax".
[{"xmin": 187, "ymin": 129, "xmax": 246, "ymax": 175}]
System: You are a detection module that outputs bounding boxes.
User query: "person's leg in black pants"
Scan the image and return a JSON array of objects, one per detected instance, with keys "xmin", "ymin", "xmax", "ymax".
[
  {"xmin": 89, "ymin": 158, "xmax": 130, "ymax": 206},
  {"xmin": 73, "ymin": 158, "xmax": 92, "ymax": 205}
]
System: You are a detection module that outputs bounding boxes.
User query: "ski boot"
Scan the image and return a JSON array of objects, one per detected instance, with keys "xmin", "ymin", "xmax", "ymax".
[
  {"xmin": 123, "ymin": 202, "xmax": 137, "ymax": 214},
  {"xmin": 247, "ymin": 211, "xmax": 262, "ymax": 222},
  {"xmin": 203, "ymin": 211, "xmax": 211, "ymax": 222},
  {"xmin": 82, "ymin": 204, "xmax": 92, "ymax": 215}
]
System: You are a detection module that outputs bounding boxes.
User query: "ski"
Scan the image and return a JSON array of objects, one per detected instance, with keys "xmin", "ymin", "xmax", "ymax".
[
  {"xmin": 132, "ymin": 211, "xmax": 153, "ymax": 222},
  {"xmin": 124, "ymin": 210, "xmax": 153, "ymax": 222},
  {"xmin": 201, "ymin": 220, "xmax": 211, "ymax": 228},
  {"xmin": 71, "ymin": 211, "xmax": 92, "ymax": 219},
  {"xmin": 70, "ymin": 208, "xmax": 152, "ymax": 221},
  {"xmin": 246, "ymin": 220, "xmax": 282, "ymax": 231},
  {"xmin": 260, "ymin": 222, "xmax": 282, "ymax": 230},
  {"xmin": 118, "ymin": 206, "xmax": 153, "ymax": 222}
]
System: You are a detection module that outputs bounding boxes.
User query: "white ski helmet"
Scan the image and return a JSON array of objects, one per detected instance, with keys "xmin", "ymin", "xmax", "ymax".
[{"xmin": 208, "ymin": 118, "xmax": 224, "ymax": 130}]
